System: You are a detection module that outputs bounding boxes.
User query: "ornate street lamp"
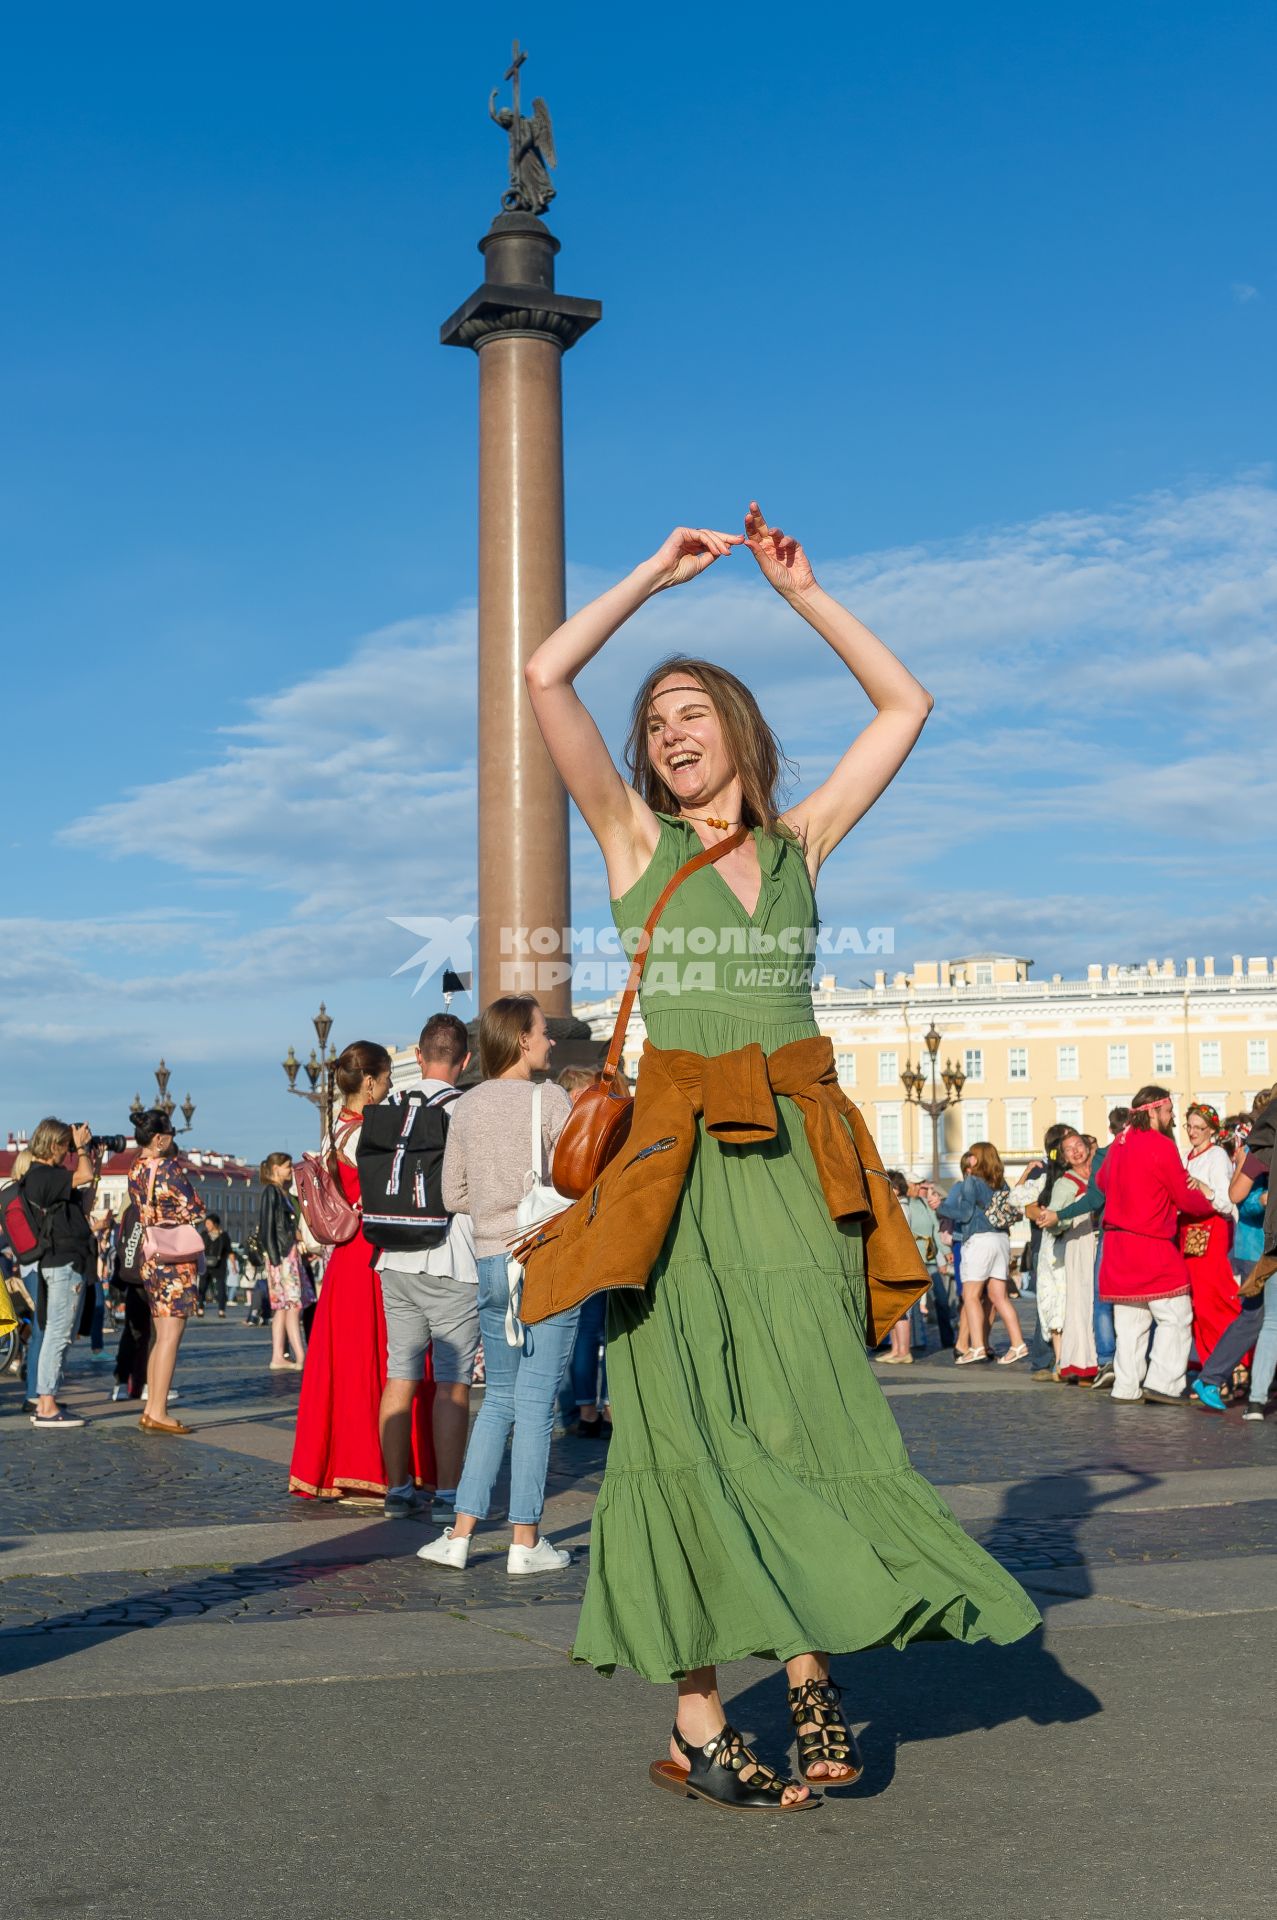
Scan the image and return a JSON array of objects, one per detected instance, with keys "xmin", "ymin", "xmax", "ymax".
[
  {"xmin": 129, "ymin": 1061, "xmax": 196, "ymax": 1135},
  {"xmin": 282, "ymin": 1003, "xmax": 340, "ymax": 1138},
  {"xmin": 901, "ymin": 1022, "xmax": 965, "ymax": 1186}
]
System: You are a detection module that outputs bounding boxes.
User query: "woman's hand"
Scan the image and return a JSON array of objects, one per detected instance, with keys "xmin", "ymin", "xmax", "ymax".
[
  {"xmin": 648, "ymin": 526, "xmax": 743, "ymax": 592},
  {"xmin": 743, "ymin": 501, "xmax": 817, "ymax": 598}
]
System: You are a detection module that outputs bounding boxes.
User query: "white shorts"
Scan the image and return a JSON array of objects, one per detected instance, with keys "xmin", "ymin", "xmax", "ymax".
[{"xmin": 960, "ymin": 1233, "xmax": 1011, "ymax": 1285}]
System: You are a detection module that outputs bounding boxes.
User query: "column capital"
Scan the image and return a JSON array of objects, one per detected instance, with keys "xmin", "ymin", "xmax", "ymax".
[{"xmin": 440, "ymin": 283, "xmax": 602, "ymax": 353}]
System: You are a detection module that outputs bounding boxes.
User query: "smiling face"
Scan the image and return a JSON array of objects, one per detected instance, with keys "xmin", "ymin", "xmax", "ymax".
[
  {"xmin": 1062, "ymin": 1132, "xmax": 1089, "ymax": 1169},
  {"xmin": 1185, "ymin": 1111, "xmax": 1214, "ymax": 1149},
  {"xmin": 645, "ymin": 675, "xmax": 735, "ymax": 812}
]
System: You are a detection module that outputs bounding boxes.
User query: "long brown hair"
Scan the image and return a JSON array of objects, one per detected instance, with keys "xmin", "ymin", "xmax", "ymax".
[
  {"xmin": 479, "ymin": 996, "xmax": 540, "ymax": 1080},
  {"xmin": 967, "ymin": 1141, "xmax": 1005, "ymax": 1188},
  {"xmin": 333, "ymin": 1041, "xmax": 392, "ymax": 1099},
  {"xmin": 624, "ymin": 655, "xmax": 797, "ymax": 835}
]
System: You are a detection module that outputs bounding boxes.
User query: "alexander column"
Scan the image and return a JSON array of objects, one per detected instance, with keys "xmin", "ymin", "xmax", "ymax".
[{"xmin": 441, "ymin": 43, "xmax": 600, "ymax": 1027}]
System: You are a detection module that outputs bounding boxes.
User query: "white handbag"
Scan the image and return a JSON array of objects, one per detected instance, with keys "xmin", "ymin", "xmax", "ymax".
[{"xmin": 505, "ymin": 1083, "xmax": 571, "ymax": 1347}]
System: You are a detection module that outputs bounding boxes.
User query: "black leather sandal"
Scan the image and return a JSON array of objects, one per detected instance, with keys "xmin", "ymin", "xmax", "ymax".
[
  {"xmin": 787, "ymin": 1677, "xmax": 864, "ymax": 1788},
  {"xmin": 648, "ymin": 1723, "xmax": 818, "ymax": 1813}
]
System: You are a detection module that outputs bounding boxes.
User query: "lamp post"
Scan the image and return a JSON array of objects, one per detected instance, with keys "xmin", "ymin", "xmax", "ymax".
[
  {"xmin": 129, "ymin": 1061, "xmax": 196, "ymax": 1136},
  {"xmin": 282, "ymin": 1002, "xmax": 339, "ymax": 1140},
  {"xmin": 901, "ymin": 1023, "xmax": 965, "ymax": 1185}
]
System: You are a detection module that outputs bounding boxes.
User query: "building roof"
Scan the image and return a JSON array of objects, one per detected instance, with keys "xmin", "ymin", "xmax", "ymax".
[
  {"xmin": 946, "ymin": 953, "xmax": 1034, "ymax": 965},
  {"xmin": 0, "ymin": 1146, "xmax": 258, "ymax": 1184}
]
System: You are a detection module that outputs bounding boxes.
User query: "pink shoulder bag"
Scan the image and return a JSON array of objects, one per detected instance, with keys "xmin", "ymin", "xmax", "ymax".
[{"xmin": 141, "ymin": 1160, "xmax": 205, "ymax": 1264}]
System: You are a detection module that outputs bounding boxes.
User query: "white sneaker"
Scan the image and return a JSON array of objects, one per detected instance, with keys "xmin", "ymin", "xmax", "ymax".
[
  {"xmin": 416, "ymin": 1526, "xmax": 470, "ymax": 1570},
  {"xmin": 507, "ymin": 1537, "xmax": 571, "ymax": 1576},
  {"xmin": 140, "ymin": 1386, "xmax": 180, "ymax": 1404}
]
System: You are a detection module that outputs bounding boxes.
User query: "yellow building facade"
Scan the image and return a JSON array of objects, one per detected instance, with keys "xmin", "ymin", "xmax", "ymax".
[{"xmin": 579, "ymin": 951, "xmax": 1277, "ymax": 1177}]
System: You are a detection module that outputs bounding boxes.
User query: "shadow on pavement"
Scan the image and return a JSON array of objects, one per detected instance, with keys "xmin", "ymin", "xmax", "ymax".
[{"xmin": 729, "ymin": 1630, "xmax": 1101, "ymax": 1801}]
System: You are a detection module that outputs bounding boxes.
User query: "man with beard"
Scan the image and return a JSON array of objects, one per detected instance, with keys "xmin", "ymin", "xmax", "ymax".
[{"xmin": 1097, "ymin": 1085, "xmax": 1215, "ymax": 1405}]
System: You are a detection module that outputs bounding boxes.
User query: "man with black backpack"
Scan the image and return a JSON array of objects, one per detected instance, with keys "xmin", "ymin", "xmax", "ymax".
[{"xmin": 359, "ymin": 1014, "xmax": 478, "ymax": 1519}]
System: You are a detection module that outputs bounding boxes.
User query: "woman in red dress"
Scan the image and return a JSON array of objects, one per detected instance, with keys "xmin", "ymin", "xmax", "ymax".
[
  {"xmin": 1180, "ymin": 1102, "xmax": 1239, "ymax": 1365},
  {"xmin": 289, "ymin": 1041, "xmax": 437, "ymax": 1500}
]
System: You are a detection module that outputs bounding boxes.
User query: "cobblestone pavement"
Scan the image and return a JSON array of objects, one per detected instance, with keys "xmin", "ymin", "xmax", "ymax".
[
  {"xmin": 1, "ymin": 1318, "xmax": 1273, "ymax": 1636},
  {"xmin": 1, "ymin": 1498, "xmax": 1275, "ymax": 1635}
]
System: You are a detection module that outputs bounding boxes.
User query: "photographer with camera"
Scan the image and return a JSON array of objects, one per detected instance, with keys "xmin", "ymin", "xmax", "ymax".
[{"xmin": 26, "ymin": 1117, "xmax": 99, "ymax": 1428}]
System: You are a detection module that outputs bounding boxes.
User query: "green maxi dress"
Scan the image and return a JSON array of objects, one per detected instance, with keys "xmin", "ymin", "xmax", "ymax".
[{"xmin": 572, "ymin": 813, "xmax": 1041, "ymax": 1682}]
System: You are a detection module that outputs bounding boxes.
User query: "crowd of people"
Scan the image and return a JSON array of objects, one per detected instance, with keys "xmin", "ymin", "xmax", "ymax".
[
  {"xmin": 875, "ymin": 1088, "xmax": 1275, "ymax": 1416},
  {"xmin": 5, "ymin": 1067, "xmax": 1272, "ymax": 1446}
]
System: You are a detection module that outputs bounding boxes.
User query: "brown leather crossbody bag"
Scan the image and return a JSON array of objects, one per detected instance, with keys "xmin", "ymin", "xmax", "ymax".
[{"xmin": 551, "ymin": 824, "xmax": 748, "ymax": 1200}]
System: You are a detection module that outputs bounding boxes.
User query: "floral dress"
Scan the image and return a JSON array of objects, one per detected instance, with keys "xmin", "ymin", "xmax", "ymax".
[{"xmin": 127, "ymin": 1154, "xmax": 204, "ymax": 1317}]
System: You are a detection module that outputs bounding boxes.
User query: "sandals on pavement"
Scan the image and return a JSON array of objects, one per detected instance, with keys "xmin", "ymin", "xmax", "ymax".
[
  {"xmin": 997, "ymin": 1344, "xmax": 1029, "ymax": 1365},
  {"xmin": 649, "ymin": 1724, "xmax": 817, "ymax": 1813},
  {"xmin": 788, "ymin": 1676, "xmax": 864, "ymax": 1789},
  {"xmin": 954, "ymin": 1347, "xmax": 988, "ymax": 1366}
]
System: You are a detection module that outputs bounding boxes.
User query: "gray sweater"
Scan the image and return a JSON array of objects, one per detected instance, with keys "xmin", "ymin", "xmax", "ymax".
[{"xmin": 440, "ymin": 1078, "xmax": 572, "ymax": 1259}]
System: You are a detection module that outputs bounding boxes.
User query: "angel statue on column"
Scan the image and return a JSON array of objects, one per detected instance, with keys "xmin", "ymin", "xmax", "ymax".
[{"xmin": 489, "ymin": 88, "xmax": 557, "ymax": 216}]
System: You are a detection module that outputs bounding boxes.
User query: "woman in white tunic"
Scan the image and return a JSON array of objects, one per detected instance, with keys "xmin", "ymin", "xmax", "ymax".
[{"xmin": 1045, "ymin": 1132, "xmax": 1101, "ymax": 1381}]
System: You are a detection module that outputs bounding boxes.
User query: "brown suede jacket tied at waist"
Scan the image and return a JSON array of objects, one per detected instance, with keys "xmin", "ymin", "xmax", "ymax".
[{"xmin": 514, "ymin": 1035, "xmax": 929, "ymax": 1343}]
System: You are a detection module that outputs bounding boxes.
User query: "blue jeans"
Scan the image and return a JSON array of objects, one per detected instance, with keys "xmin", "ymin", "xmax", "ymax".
[
  {"xmin": 22, "ymin": 1266, "xmax": 42, "ymax": 1400},
  {"xmin": 456, "ymin": 1255, "xmax": 579, "ymax": 1527},
  {"xmin": 35, "ymin": 1264, "xmax": 84, "ymax": 1400},
  {"xmin": 928, "ymin": 1268, "xmax": 958, "ymax": 1347},
  {"xmin": 570, "ymin": 1291, "xmax": 608, "ymax": 1408},
  {"xmin": 1248, "ymin": 1298, "xmax": 1277, "ymax": 1409},
  {"xmin": 1093, "ymin": 1236, "xmax": 1115, "ymax": 1366}
]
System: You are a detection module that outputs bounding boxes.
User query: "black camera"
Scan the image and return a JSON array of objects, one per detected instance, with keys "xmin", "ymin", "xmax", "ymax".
[{"xmin": 83, "ymin": 1132, "xmax": 129, "ymax": 1155}]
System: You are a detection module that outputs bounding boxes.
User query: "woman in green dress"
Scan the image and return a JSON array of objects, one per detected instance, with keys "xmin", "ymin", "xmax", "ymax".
[{"xmin": 524, "ymin": 506, "xmax": 1040, "ymax": 1812}]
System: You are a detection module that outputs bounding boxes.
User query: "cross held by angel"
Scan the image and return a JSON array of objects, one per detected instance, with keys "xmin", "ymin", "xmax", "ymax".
[{"xmin": 490, "ymin": 40, "xmax": 557, "ymax": 217}]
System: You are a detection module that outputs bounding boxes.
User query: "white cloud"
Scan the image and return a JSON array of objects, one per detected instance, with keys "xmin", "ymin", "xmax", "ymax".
[
  {"xmin": 29, "ymin": 474, "xmax": 1277, "ymax": 1019},
  {"xmin": 1231, "ymin": 282, "xmax": 1260, "ymax": 303}
]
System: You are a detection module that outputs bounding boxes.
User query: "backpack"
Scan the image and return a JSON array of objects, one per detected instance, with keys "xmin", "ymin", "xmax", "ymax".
[
  {"xmin": 0, "ymin": 1178, "xmax": 45, "ymax": 1265},
  {"xmin": 116, "ymin": 1203, "xmax": 147, "ymax": 1287},
  {"xmin": 985, "ymin": 1185, "xmax": 1021, "ymax": 1232},
  {"xmin": 292, "ymin": 1123, "xmax": 362, "ymax": 1247},
  {"xmin": 356, "ymin": 1087, "xmax": 460, "ymax": 1254}
]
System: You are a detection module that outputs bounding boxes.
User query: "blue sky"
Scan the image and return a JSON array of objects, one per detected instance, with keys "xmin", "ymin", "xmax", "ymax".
[{"xmin": 3, "ymin": 2, "xmax": 1275, "ymax": 1160}]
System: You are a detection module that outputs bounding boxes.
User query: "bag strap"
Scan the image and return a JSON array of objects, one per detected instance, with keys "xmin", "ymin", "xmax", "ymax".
[
  {"xmin": 530, "ymin": 1082, "xmax": 543, "ymax": 1185},
  {"xmin": 145, "ymin": 1159, "xmax": 159, "ymax": 1221},
  {"xmin": 600, "ymin": 824, "xmax": 749, "ymax": 1088}
]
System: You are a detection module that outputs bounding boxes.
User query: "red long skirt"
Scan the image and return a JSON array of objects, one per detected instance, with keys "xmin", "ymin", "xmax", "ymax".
[
  {"xmin": 1180, "ymin": 1213, "xmax": 1237, "ymax": 1367},
  {"xmin": 289, "ymin": 1228, "xmax": 436, "ymax": 1500}
]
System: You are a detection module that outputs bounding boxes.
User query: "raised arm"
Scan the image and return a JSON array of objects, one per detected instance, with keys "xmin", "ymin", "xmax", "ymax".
[
  {"xmin": 742, "ymin": 504, "xmax": 933, "ymax": 879},
  {"xmin": 524, "ymin": 527, "xmax": 742, "ymax": 894}
]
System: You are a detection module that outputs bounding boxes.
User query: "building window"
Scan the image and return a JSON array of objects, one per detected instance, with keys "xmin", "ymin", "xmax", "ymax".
[
  {"xmin": 1055, "ymin": 1097, "xmax": 1085, "ymax": 1130},
  {"xmin": 1107, "ymin": 1043, "xmax": 1128, "ymax": 1079},
  {"xmin": 878, "ymin": 1050, "xmax": 898, "ymax": 1084},
  {"xmin": 877, "ymin": 1106, "xmax": 902, "ymax": 1159},
  {"xmin": 1008, "ymin": 1046, "xmax": 1028, "ymax": 1082},
  {"xmin": 1006, "ymin": 1102, "xmax": 1033, "ymax": 1153},
  {"xmin": 1198, "ymin": 1039, "xmax": 1222, "ymax": 1076},
  {"xmin": 962, "ymin": 1102, "xmax": 988, "ymax": 1151},
  {"xmin": 1153, "ymin": 1041, "xmax": 1175, "ymax": 1076},
  {"xmin": 963, "ymin": 1048, "xmax": 984, "ymax": 1082},
  {"xmin": 973, "ymin": 963, "xmax": 993, "ymax": 986},
  {"xmin": 1248, "ymin": 1038, "xmax": 1269, "ymax": 1073},
  {"xmin": 835, "ymin": 1050, "xmax": 857, "ymax": 1087},
  {"xmin": 1057, "ymin": 1045, "xmax": 1079, "ymax": 1080}
]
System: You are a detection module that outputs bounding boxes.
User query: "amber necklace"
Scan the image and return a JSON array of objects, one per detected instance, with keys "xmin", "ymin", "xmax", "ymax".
[{"xmin": 678, "ymin": 810, "xmax": 742, "ymax": 831}]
